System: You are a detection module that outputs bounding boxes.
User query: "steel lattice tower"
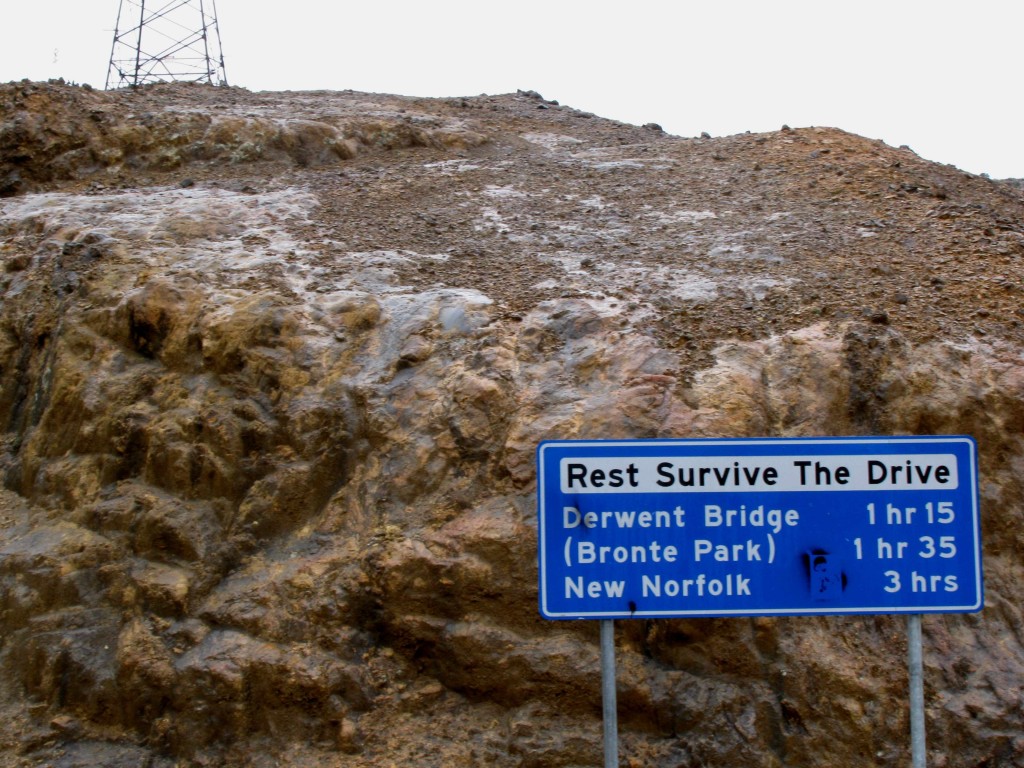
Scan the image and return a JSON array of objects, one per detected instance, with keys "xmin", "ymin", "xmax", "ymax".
[{"xmin": 106, "ymin": 0, "xmax": 227, "ymax": 89}]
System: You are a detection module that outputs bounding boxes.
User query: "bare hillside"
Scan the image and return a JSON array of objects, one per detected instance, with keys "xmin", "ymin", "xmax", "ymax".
[{"xmin": 1, "ymin": 81, "xmax": 1023, "ymax": 767}]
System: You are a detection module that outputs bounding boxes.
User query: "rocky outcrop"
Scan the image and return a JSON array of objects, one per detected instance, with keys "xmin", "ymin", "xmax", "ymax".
[
  {"xmin": 1, "ymin": 82, "xmax": 1023, "ymax": 767},
  {"xmin": 0, "ymin": 81, "xmax": 487, "ymax": 196}
]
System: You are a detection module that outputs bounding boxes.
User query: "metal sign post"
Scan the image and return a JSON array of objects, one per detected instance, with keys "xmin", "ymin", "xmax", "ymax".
[
  {"xmin": 908, "ymin": 614, "xmax": 926, "ymax": 767},
  {"xmin": 536, "ymin": 436, "xmax": 982, "ymax": 765},
  {"xmin": 600, "ymin": 619, "xmax": 618, "ymax": 768}
]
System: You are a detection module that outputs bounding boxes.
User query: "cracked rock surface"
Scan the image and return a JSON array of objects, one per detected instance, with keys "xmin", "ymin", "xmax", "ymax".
[{"xmin": 1, "ymin": 81, "xmax": 1024, "ymax": 766}]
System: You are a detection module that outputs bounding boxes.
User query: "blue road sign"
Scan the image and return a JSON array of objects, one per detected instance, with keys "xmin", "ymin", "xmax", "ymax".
[{"xmin": 537, "ymin": 436, "xmax": 982, "ymax": 619}]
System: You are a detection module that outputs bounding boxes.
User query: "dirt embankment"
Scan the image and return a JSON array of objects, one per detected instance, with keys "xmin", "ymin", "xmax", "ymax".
[{"xmin": 1, "ymin": 81, "xmax": 1024, "ymax": 767}]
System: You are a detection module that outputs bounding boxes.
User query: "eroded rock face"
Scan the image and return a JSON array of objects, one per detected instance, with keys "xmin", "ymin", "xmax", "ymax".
[
  {"xmin": 1, "ymin": 82, "xmax": 1024, "ymax": 767},
  {"xmin": 0, "ymin": 81, "xmax": 487, "ymax": 197}
]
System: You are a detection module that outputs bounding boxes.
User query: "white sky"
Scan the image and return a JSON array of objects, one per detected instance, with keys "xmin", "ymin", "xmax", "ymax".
[{"xmin": 2, "ymin": 0, "xmax": 1022, "ymax": 178}]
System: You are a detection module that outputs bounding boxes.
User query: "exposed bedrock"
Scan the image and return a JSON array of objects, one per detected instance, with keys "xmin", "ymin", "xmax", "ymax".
[{"xmin": 2, "ymin": 82, "xmax": 1023, "ymax": 767}]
